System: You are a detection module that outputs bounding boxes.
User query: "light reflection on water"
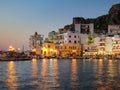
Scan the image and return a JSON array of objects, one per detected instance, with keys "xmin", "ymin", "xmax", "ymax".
[
  {"xmin": 70, "ymin": 59, "xmax": 79, "ymax": 88},
  {"xmin": 0, "ymin": 59, "xmax": 120, "ymax": 90},
  {"xmin": 31, "ymin": 58, "xmax": 38, "ymax": 77},
  {"xmin": 117, "ymin": 60, "xmax": 120, "ymax": 88},
  {"xmin": 96, "ymin": 59, "xmax": 104, "ymax": 85},
  {"xmin": 6, "ymin": 61, "xmax": 18, "ymax": 90}
]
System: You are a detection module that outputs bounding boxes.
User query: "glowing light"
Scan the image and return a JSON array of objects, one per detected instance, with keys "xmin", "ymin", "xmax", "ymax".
[
  {"xmin": 32, "ymin": 48, "xmax": 36, "ymax": 52},
  {"xmin": 50, "ymin": 48, "xmax": 53, "ymax": 52},
  {"xmin": 6, "ymin": 61, "xmax": 18, "ymax": 90},
  {"xmin": 9, "ymin": 45, "xmax": 15, "ymax": 51}
]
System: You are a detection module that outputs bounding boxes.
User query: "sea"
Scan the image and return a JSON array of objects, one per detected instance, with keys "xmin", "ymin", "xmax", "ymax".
[{"xmin": 0, "ymin": 58, "xmax": 120, "ymax": 90}]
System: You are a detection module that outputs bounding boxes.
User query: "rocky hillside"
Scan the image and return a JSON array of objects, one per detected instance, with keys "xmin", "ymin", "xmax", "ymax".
[{"xmin": 74, "ymin": 3, "xmax": 120, "ymax": 33}]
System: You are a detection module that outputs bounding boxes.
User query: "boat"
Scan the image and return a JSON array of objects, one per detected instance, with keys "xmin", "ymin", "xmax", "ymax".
[{"xmin": 0, "ymin": 56, "xmax": 31, "ymax": 61}]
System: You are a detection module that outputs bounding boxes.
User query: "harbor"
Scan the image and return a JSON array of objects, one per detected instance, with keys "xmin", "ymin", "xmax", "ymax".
[
  {"xmin": 0, "ymin": 1, "xmax": 120, "ymax": 90},
  {"xmin": 0, "ymin": 58, "xmax": 120, "ymax": 90}
]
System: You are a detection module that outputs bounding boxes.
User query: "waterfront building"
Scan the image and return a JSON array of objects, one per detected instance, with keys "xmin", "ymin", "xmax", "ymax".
[
  {"xmin": 94, "ymin": 35, "xmax": 113, "ymax": 55},
  {"xmin": 98, "ymin": 35, "xmax": 106, "ymax": 55},
  {"xmin": 112, "ymin": 35, "xmax": 120, "ymax": 54},
  {"xmin": 29, "ymin": 32, "xmax": 44, "ymax": 54},
  {"xmin": 41, "ymin": 42, "xmax": 81, "ymax": 57},
  {"xmin": 108, "ymin": 25, "xmax": 120, "ymax": 35},
  {"xmin": 55, "ymin": 43, "xmax": 81, "ymax": 57},
  {"xmin": 83, "ymin": 44, "xmax": 98, "ymax": 56},
  {"xmin": 42, "ymin": 42, "xmax": 57, "ymax": 57},
  {"xmin": 105, "ymin": 37, "xmax": 113, "ymax": 54}
]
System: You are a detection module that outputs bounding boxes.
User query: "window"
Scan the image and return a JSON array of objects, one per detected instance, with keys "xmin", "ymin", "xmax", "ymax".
[
  {"xmin": 74, "ymin": 41, "xmax": 76, "ymax": 44},
  {"xmin": 64, "ymin": 46, "xmax": 66, "ymax": 49},
  {"xmin": 69, "ymin": 46, "xmax": 71, "ymax": 49},
  {"xmin": 69, "ymin": 40, "xmax": 71, "ymax": 43},
  {"xmin": 74, "ymin": 36, "xmax": 76, "ymax": 38},
  {"xmin": 74, "ymin": 47, "xmax": 76, "ymax": 49},
  {"xmin": 48, "ymin": 45, "xmax": 50, "ymax": 48},
  {"xmin": 69, "ymin": 35, "xmax": 71, "ymax": 38}
]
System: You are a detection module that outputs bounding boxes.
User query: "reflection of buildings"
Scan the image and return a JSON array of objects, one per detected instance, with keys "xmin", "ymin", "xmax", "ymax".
[
  {"xmin": 106, "ymin": 60, "xmax": 114, "ymax": 85},
  {"xmin": 97, "ymin": 59, "xmax": 103, "ymax": 85},
  {"xmin": 39, "ymin": 59, "xmax": 48, "ymax": 89},
  {"xmin": 107, "ymin": 60, "xmax": 114, "ymax": 77},
  {"xmin": 41, "ymin": 59, "xmax": 48, "ymax": 77},
  {"xmin": 48, "ymin": 59, "xmax": 59, "ymax": 88},
  {"xmin": 6, "ymin": 61, "xmax": 18, "ymax": 90},
  {"xmin": 31, "ymin": 59, "xmax": 38, "ymax": 77},
  {"xmin": 70, "ymin": 59, "xmax": 79, "ymax": 88},
  {"xmin": 117, "ymin": 61, "xmax": 120, "ymax": 87},
  {"xmin": 40, "ymin": 59, "xmax": 59, "ymax": 89}
]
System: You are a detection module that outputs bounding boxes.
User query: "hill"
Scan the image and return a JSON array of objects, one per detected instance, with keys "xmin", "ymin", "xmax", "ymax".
[{"xmin": 73, "ymin": 3, "xmax": 120, "ymax": 33}]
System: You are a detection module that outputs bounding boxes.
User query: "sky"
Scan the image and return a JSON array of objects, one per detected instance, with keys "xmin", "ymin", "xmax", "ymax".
[{"xmin": 0, "ymin": 0, "xmax": 120, "ymax": 51}]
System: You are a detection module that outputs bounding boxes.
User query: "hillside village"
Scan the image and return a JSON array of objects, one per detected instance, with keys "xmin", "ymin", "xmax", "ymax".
[{"xmin": 28, "ymin": 3, "xmax": 120, "ymax": 59}]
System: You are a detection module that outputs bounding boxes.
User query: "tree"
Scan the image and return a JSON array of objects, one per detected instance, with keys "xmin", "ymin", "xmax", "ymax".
[{"xmin": 87, "ymin": 36, "xmax": 94, "ymax": 44}]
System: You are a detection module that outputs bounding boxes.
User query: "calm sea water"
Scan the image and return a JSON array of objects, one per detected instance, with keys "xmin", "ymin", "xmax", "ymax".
[{"xmin": 0, "ymin": 59, "xmax": 120, "ymax": 90}]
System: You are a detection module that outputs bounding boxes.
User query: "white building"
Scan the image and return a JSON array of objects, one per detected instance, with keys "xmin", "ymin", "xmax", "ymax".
[
  {"xmin": 74, "ymin": 23, "xmax": 94, "ymax": 45},
  {"xmin": 75, "ymin": 23, "xmax": 94, "ymax": 35},
  {"xmin": 79, "ymin": 34, "xmax": 89, "ymax": 45},
  {"xmin": 57, "ymin": 30, "xmax": 81, "ymax": 44},
  {"xmin": 112, "ymin": 35, "xmax": 120, "ymax": 54},
  {"xmin": 94, "ymin": 35, "xmax": 113, "ymax": 55},
  {"xmin": 105, "ymin": 37, "xmax": 113, "ymax": 54},
  {"xmin": 83, "ymin": 44, "xmax": 98, "ymax": 55},
  {"xmin": 108, "ymin": 25, "xmax": 120, "ymax": 35}
]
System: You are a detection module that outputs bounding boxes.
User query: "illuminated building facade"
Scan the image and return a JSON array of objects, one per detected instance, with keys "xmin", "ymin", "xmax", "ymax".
[
  {"xmin": 112, "ymin": 35, "xmax": 120, "ymax": 54},
  {"xmin": 83, "ymin": 44, "xmax": 98, "ymax": 55},
  {"xmin": 55, "ymin": 43, "xmax": 81, "ymax": 57},
  {"xmin": 41, "ymin": 42, "xmax": 81, "ymax": 57},
  {"xmin": 42, "ymin": 42, "xmax": 57, "ymax": 57}
]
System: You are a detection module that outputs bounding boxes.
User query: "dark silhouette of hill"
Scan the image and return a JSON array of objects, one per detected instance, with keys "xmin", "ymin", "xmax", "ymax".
[{"xmin": 73, "ymin": 3, "xmax": 120, "ymax": 33}]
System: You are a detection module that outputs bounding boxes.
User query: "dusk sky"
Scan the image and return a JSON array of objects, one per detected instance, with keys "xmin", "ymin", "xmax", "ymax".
[{"xmin": 0, "ymin": 0, "xmax": 120, "ymax": 51}]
